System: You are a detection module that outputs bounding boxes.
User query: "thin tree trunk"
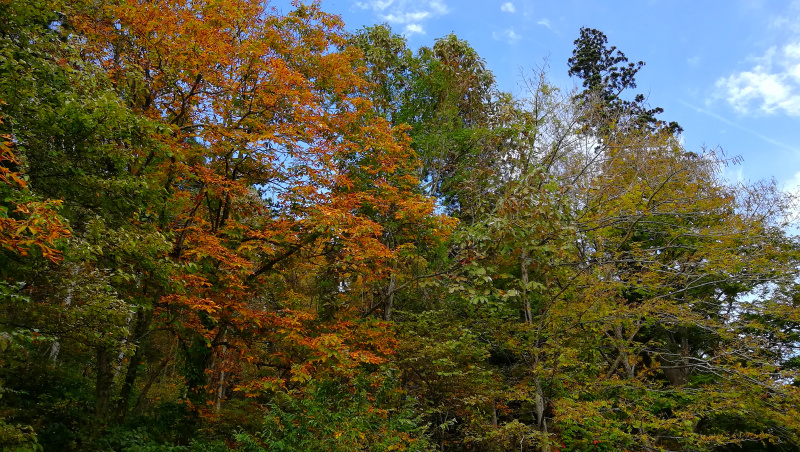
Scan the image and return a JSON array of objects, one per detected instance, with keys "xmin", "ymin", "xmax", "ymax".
[
  {"xmin": 663, "ymin": 327, "xmax": 691, "ymax": 386},
  {"xmin": 521, "ymin": 248, "xmax": 533, "ymax": 324},
  {"xmin": 382, "ymin": 272, "xmax": 397, "ymax": 321},
  {"xmin": 213, "ymin": 330, "xmax": 228, "ymax": 412},
  {"xmin": 96, "ymin": 346, "xmax": 113, "ymax": 422},
  {"xmin": 115, "ymin": 312, "xmax": 135, "ymax": 376},
  {"xmin": 133, "ymin": 354, "xmax": 172, "ymax": 416},
  {"xmin": 116, "ymin": 306, "xmax": 154, "ymax": 422},
  {"xmin": 534, "ymin": 377, "xmax": 550, "ymax": 452},
  {"xmin": 615, "ymin": 324, "xmax": 636, "ymax": 379},
  {"xmin": 50, "ymin": 265, "xmax": 78, "ymax": 363},
  {"xmin": 215, "ymin": 369, "xmax": 226, "ymax": 412}
]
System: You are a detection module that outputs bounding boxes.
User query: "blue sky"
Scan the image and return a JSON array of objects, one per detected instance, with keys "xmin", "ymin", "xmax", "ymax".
[{"xmin": 276, "ymin": 0, "xmax": 800, "ymax": 191}]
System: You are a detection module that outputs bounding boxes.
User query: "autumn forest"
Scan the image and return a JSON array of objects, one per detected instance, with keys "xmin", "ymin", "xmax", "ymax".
[{"xmin": 2, "ymin": 0, "xmax": 800, "ymax": 451}]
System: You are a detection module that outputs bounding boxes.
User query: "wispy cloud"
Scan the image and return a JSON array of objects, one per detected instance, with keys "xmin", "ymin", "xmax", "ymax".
[
  {"xmin": 724, "ymin": 165, "xmax": 745, "ymax": 185},
  {"xmin": 679, "ymin": 99, "xmax": 800, "ymax": 154},
  {"xmin": 714, "ymin": 3, "xmax": 800, "ymax": 116},
  {"xmin": 492, "ymin": 28, "xmax": 521, "ymax": 44},
  {"xmin": 537, "ymin": 18, "xmax": 552, "ymax": 30},
  {"xmin": 769, "ymin": 0, "xmax": 800, "ymax": 33},
  {"xmin": 353, "ymin": 0, "xmax": 450, "ymax": 35},
  {"xmin": 500, "ymin": 2, "xmax": 515, "ymax": 13}
]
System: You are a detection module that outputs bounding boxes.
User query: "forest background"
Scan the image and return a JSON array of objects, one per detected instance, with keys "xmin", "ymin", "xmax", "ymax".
[{"xmin": 2, "ymin": 0, "xmax": 800, "ymax": 451}]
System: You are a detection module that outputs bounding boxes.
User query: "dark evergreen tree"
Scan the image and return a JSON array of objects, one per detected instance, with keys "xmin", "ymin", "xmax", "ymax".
[{"xmin": 568, "ymin": 27, "xmax": 683, "ymax": 134}]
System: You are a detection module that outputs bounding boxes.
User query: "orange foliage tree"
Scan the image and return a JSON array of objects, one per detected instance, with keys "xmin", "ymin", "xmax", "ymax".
[{"xmin": 66, "ymin": 0, "xmax": 450, "ymax": 424}]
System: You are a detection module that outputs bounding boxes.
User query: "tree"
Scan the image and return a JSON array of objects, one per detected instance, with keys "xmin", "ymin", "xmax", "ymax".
[
  {"xmin": 64, "ymin": 0, "xmax": 448, "ymax": 421},
  {"xmin": 1, "ymin": 1, "xmax": 174, "ymax": 443},
  {"xmin": 568, "ymin": 27, "xmax": 682, "ymax": 135},
  {"xmin": 554, "ymin": 123, "xmax": 800, "ymax": 450},
  {"xmin": 1, "ymin": 0, "xmax": 444, "ymax": 448}
]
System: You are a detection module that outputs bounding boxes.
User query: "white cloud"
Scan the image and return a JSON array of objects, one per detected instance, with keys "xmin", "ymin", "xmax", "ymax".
[
  {"xmin": 687, "ymin": 55, "xmax": 701, "ymax": 67},
  {"xmin": 501, "ymin": 2, "xmax": 515, "ymax": 13},
  {"xmin": 354, "ymin": 0, "xmax": 394, "ymax": 10},
  {"xmin": 429, "ymin": 0, "xmax": 447, "ymax": 14},
  {"xmin": 353, "ymin": 0, "xmax": 449, "ymax": 36},
  {"xmin": 715, "ymin": 3, "xmax": 800, "ymax": 116},
  {"xmin": 715, "ymin": 42, "xmax": 800, "ymax": 116},
  {"xmin": 383, "ymin": 11, "xmax": 430, "ymax": 23},
  {"xmin": 537, "ymin": 18, "xmax": 552, "ymax": 30},
  {"xmin": 492, "ymin": 28, "xmax": 521, "ymax": 44},
  {"xmin": 404, "ymin": 23, "xmax": 425, "ymax": 35},
  {"xmin": 784, "ymin": 170, "xmax": 800, "ymax": 192}
]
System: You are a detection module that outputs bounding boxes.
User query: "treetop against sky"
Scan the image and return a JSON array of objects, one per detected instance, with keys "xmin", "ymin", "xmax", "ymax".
[{"xmin": 290, "ymin": 0, "xmax": 800, "ymax": 191}]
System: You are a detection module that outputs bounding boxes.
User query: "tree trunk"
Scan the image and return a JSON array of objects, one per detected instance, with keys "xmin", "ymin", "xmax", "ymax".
[
  {"xmin": 615, "ymin": 324, "xmax": 636, "ymax": 379},
  {"xmin": 521, "ymin": 248, "xmax": 533, "ymax": 324},
  {"xmin": 382, "ymin": 272, "xmax": 397, "ymax": 321},
  {"xmin": 116, "ymin": 306, "xmax": 154, "ymax": 422},
  {"xmin": 133, "ymin": 354, "xmax": 172, "ymax": 416},
  {"xmin": 95, "ymin": 345, "xmax": 114, "ymax": 422},
  {"xmin": 49, "ymin": 265, "xmax": 78, "ymax": 363},
  {"xmin": 662, "ymin": 327, "xmax": 690, "ymax": 386},
  {"xmin": 213, "ymin": 330, "xmax": 228, "ymax": 412},
  {"xmin": 534, "ymin": 377, "xmax": 551, "ymax": 452}
]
